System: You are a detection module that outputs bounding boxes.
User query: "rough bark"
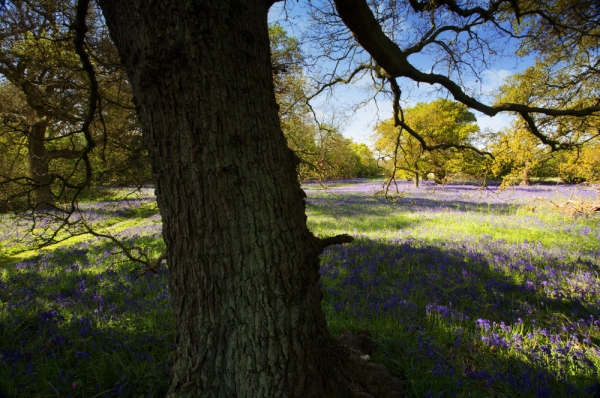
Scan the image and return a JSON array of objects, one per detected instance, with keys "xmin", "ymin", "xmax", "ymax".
[
  {"xmin": 27, "ymin": 121, "xmax": 54, "ymax": 209},
  {"xmin": 97, "ymin": 1, "xmax": 402, "ymax": 397}
]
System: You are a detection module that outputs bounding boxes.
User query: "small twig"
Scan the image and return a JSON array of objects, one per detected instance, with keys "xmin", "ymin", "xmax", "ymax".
[
  {"xmin": 80, "ymin": 219, "xmax": 167, "ymax": 277},
  {"xmin": 90, "ymin": 388, "xmax": 116, "ymax": 398}
]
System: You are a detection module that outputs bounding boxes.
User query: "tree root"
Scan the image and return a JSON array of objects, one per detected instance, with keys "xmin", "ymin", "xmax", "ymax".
[{"xmin": 337, "ymin": 330, "xmax": 404, "ymax": 398}]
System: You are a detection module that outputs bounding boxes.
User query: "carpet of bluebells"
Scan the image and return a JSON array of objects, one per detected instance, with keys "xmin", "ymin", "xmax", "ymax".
[{"xmin": 1, "ymin": 180, "xmax": 599, "ymax": 397}]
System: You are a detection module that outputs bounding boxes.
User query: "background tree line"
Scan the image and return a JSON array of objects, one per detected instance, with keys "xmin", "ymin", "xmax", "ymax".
[
  {"xmin": 0, "ymin": 17, "xmax": 379, "ymax": 215},
  {"xmin": 374, "ymin": 98, "xmax": 599, "ymax": 187},
  {"xmin": 1, "ymin": 6, "xmax": 596, "ymax": 213}
]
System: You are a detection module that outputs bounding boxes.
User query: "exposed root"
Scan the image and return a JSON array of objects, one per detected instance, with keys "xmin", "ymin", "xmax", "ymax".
[
  {"xmin": 338, "ymin": 330, "xmax": 379, "ymax": 356},
  {"xmin": 337, "ymin": 330, "xmax": 404, "ymax": 398}
]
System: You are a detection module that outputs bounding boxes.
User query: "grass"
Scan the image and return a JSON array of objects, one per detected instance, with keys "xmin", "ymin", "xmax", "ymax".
[{"xmin": 1, "ymin": 179, "xmax": 599, "ymax": 397}]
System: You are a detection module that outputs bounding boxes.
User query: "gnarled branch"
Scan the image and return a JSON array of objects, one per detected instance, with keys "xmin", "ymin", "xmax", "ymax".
[
  {"xmin": 320, "ymin": 233, "xmax": 354, "ymax": 250},
  {"xmin": 333, "ymin": 0, "xmax": 600, "ymax": 128}
]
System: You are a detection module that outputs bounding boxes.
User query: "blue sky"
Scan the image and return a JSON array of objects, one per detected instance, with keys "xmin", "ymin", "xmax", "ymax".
[{"xmin": 268, "ymin": 2, "xmax": 534, "ymax": 146}]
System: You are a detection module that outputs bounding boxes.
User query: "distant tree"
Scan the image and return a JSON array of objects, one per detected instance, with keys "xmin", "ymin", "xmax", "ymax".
[
  {"xmin": 270, "ymin": 25, "xmax": 322, "ymax": 181},
  {"xmin": 0, "ymin": 4, "xmax": 89, "ymax": 208},
  {"xmin": 349, "ymin": 142, "xmax": 380, "ymax": 177},
  {"xmin": 555, "ymin": 140, "xmax": 600, "ymax": 184},
  {"xmin": 0, "ymin": 1, "xmax": 148, "ymax": 211},
  {"xmin": 375, "ymin": 118, "xmax": 423, "ymax": 186},
  {"xmin": 270, "ymin": 24, "xmax": 379, "ymax": 181},
  {"xmin": 489, "ymin": 124, "xmax": 554, "ymax": 185},
  {"xmin": 493, "ymin": 60, "xmax": 599, "ymax": 185},
  {"xmin": 286, "ymin": 121, "xmax": 373, "ymax": 181},
  {"xmin": 315, "ymin": 127, "xmax": 367, "ymax": 179},
  {"xmin": 375, "ymin": 99, "xmax": 480, "ymax": 186},
  {"xmin": 488, "ymin": 0, "xmax": 600, "ymax": 185}
]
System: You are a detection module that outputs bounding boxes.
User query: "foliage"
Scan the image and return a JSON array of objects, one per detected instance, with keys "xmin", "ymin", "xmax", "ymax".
[
  {"xmin": 489, "ymin": 75, "xmax": 600, "ymax": 185},
  {"xmin": 350, "ymin": 142, "xmax": 380, "ymax": 177},
  {"xmin": 489, "ymin": 125, "xmax": 554, "ymax": 185},
  {"xmin": 490, "ymin": 0, "xmax": 600, "ymax": 185},
  {"xmin": 0, "ymin": 116, "xmax": 28, "ymax": 211},
  {"xmin": 495, "ymin": 61, "xmax": 599, "ymax": 154},
  {"xmin": 512, "ymin": 0, "xmax": 599, "ymax": 96},
  {"xmin": 270, "ymin": 24, "xmax": 380, "ymax": 181},
  {"xmin": 315, "ymin": 128, "xmax": 380, "ymax": 179},
  {"xmin": 374, "ymin": 99, "xmax": 481, "ymax": 185},
  {"xmin": 554, "ymin": 140, "xmax": 600, "ymax": 184},
  {"xmin": 0, "ymin": 1, "xmax": 150, "ymax": 211}
]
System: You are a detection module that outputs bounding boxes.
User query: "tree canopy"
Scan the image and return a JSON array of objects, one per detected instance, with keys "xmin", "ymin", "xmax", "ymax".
[
  {"xmin": 375, "ymin": 98, "xmax": 480, "ymax": 186},
  {"xmin": 0, "ymin": 0, "xmax": 148, "ymax": 213},
  {"xmin": 302, "ymin": 0, "xmax": 599, "ymax": 158}
]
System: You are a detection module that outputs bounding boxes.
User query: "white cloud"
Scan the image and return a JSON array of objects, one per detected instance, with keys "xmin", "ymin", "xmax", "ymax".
[
  {"xmin": 343, "ymin": 99, "xmax": 393, "ymax": 145},
  {"xmin": 476, "ymin": 112, "xmax": 514, "ymax": 132},
  {"xmin": 479, "ymin": 68, "xmax": 513, "ymax": 96}
]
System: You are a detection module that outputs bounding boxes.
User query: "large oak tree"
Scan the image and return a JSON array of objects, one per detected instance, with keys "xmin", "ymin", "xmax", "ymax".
[{"xmin": 96, "ymin": 1, "xmax": 370, "ymax": 397}]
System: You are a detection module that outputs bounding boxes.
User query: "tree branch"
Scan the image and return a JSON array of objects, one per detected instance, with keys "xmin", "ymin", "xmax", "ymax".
[
  {"xmin": 71, "ymin": 0, "xmax": 98, "ymax": 191},
  {"xmin": 388, "ymin": 78, "xmax": 493, "ymax": 158},
  {"xmin": 307, "ymin": 63, "xmax": 378, "ymax": 102},
  {"xmin": 320, "ymin": 234, "xmax": 354, "ymax": 250},
  {"xmin": 47, "ymin": 148, "xmax": 84, "ymax": 160},
  {"xmin": 81, "ymin": 220, "xmax": 167, "ymax": 277},
  {"xmin": 333, "ymin": 0, "xmax": 600, "ymax": 121}
]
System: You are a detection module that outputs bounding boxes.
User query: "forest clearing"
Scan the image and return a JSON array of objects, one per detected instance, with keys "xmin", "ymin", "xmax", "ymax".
[{"xmin": 1, "ymin": 179, "xmax": 598, "ymax": 397}]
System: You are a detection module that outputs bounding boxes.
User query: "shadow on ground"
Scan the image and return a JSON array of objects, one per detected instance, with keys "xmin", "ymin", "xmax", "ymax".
[{"xmin": 320, "ymin": 237, "xmax": 600, "ymax": 397}]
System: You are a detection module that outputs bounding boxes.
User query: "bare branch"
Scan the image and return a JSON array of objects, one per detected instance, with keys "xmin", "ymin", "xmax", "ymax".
[
  {"xmin": 306, "ymin": 63, "xmax": 377, "ymax": 101},
  {"xmin": 333, "ymin": 0, "xmax": 600, "ymax": 123},
  {"xmin": 80, "ymin": 220, "xmax": 167, "ymax": 277},
  {"xmin": 388, "ymin": 78, "xmax": 493, "ymax": 158}
]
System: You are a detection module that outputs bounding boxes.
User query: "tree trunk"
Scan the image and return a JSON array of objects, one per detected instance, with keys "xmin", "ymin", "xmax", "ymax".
[
  {"xmin": 97, "ymin": 1, "xmax": 401, "ymax": 397},
  {"xmin": 520, "ymin": 160, "xmax": 531, "ymax": 186},
  {"xmin": 413, "ymin": 162, "xmax": 419, "ymax": 188},
  {"xmin": 433, "ymin": 169, "xmax": 446, "ymax": 185},
  {"xmin": 27, "ymin": 121, "xmax": 54, "ymax": 209}
]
